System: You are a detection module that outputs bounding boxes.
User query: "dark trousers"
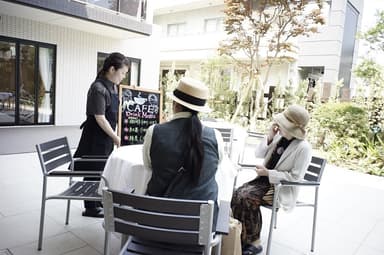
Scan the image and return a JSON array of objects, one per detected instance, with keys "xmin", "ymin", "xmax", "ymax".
[
  {"xmin": 73, "ymin": 161, "xmax": 106, "ymax": 209},
  {"xmin": 231, "ymin": 176, "xmax": 274, "ymax": 244}
]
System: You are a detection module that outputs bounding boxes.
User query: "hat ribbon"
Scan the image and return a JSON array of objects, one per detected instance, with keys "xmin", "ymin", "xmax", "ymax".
[
  {"xmin": 174, "ymin": 89, "xmax": 206, "ymax": 106},
  {"xmin": 283, "ymin": 112, "xmax": 306, "ymax": 133}
]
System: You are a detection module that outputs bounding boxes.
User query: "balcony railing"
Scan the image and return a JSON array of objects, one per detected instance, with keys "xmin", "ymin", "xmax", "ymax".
[{"xmin": 74, "ymin": 0, "xmax": 147, "ymax": 20}]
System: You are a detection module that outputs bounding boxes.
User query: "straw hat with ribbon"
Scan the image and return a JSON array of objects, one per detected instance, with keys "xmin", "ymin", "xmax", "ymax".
[
  {"xmin": 273, "ymin": 105, "xmax": 310, "ymax": 140},
  {"xmin": 169, "ymin": 77, "xmax": 211, "ymax": 113}
]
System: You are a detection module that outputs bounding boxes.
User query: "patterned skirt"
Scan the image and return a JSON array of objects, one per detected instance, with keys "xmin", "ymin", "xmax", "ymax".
[{"xmin": 231, "ymin": 176, "xmax": 274, "ymax": 244}]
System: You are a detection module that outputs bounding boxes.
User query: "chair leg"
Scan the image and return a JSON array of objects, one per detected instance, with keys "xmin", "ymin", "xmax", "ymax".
[
  {"xmin": 311, "ymin": 187, "xmax": 319, "ymax": 252},
  {"xmin": 121, "ymin": 234, "xmax": 129, "ymax": 249},
  {"xmin": 212, "ymin": 235, "xmax": 222, "ymax": 255},
  {"xmin": 65, "ymin": 200, "xmax": 71, "ymax": 225},
  {"xmin": 118, "ymin": 236, "xmax": 130, "ymax": 255},
  {"xmin": 37, "ymin": 178, "xmax": 47, "ymax": 251},
  {"xmin": 104, "ymin": 230, "xmax": 111, "ymax": 255},
  {"xmin": 266, "ymin": 185, "xmax": 280, "ymax": 255},
  {"xmin": 204, "ymin": 245, "xmax": 212, "ymax": 255},
  {"xmin": 273, "ymin": 208, "xmax": 278, "ymax": 229}
]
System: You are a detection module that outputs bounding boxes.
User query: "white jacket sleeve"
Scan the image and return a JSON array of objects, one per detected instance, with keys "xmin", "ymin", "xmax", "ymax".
[{"xmin": 142, "ymin": 124, "xmax": 155, "ymax": 169}]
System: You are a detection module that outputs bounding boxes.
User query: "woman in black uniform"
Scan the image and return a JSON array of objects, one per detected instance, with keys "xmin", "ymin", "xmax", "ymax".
[{"xmin": 74, "ymin": 52, "xmax": 130, "ymax": 217}]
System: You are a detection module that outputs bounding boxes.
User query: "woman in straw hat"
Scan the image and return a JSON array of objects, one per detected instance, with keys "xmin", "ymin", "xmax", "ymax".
[
  {"xmin": 142, "ymin": 77, "xmax": 225, "ymax": 226},
  {"xmin": 232, "ymin": 105, "xmax": 312, "ymax": 255}
]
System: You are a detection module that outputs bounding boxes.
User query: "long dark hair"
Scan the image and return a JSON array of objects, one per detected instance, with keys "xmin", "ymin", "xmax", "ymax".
[
  {"xmin": 180, "ymin": 104, "xmax": 204, "ymax": 185},
  {"xmin": 96, "ymin": 52, "xmax": 130, "ymax": 79}
]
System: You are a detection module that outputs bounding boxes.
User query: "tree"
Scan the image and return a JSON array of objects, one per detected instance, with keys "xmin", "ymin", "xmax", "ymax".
[
  {"xmin": 361, "ymin": 10, "xmax": 384, "ymax": 52},
  {"xmin": 200, "ymin": 57, "xmax": 237, "ymax": 121},
  {"xmin": 355, "ymin": 10, "xmax": 384, "ymax": 141},
  {"xmin": 354, "ymin": 59, "xmax": 384, "ymax": 139},
  {"xmin": 218, "ymin": 0, "xmax": 325, "ymax": 127}
]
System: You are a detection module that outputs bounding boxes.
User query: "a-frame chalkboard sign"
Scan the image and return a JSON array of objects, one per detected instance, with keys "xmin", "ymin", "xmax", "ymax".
[{"xmin": 118, "ymin": 85, "xmax": 162, "ymax": 146}]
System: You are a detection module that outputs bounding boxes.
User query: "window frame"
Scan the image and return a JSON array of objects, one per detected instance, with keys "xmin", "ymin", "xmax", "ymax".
[
  {"xmin": 0, "ymin": 36, "xmax": 56, "ymax": 126},
  {"xmin": 204, "ymin": 17, "xmax": 224, "ymax": 33},
  {"xmin": 167, "ymin": 23, "xmax": 186, "ymax": 37},
  {"xmin": 97, "ymin": 52, "xmax": 141, "ymax": 86}
]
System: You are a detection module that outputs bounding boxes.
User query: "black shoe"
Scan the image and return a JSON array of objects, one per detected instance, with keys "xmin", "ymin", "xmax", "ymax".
[
  {"xmin": 242, "ymin": 244, "xmax": 263, "ymax": 255},
  {"xmin": 82, "ymin": 208, "xmax": 104, "ymax": 218}
]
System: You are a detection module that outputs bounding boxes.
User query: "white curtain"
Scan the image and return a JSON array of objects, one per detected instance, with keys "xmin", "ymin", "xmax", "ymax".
[
  {"xmin": 130, "ymin": 62, "xmax": 139, "ymax": 86},
  {"xmin": 38, "ymin": 48, "xmax": 52, "ymax": 123}
]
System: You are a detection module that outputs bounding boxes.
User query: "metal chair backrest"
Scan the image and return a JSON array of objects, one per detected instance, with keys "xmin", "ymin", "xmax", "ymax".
[
  {"xmin": 103, "ymin": 188, "xmax": 221, "ymax": 255},
  {"xmin": 215, "ymin": 127, "xmax": 234, "ymax": 157},
  {"xmin": 303, "ymin": 156, "xmax": 326, "ymax": 183},
  {"xmin": 103, "ymin": 188, "xmax": 214, "ymax": 247},
  {"xmin": 36, "ymin": 137, "xmax": 72, "ymax": 175},
  {"xmin": 237, "ymin": 131, "xmax": 264, "ymax": 165}
]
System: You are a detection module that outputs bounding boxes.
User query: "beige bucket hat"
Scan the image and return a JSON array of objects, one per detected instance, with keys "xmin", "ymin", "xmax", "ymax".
[
  {"xmin": 273, "ymin": 104, "xmax": 310, "ymax": 140},
  {"xmin": 169, "ymin": 77, "xmax": 211, "ymax": 113}
]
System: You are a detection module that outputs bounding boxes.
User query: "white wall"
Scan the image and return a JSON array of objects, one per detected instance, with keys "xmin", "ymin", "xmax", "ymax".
[
  {"xmin": 0, "ymin": 14, "xmax": 160, "ymax": 126},
  {"xmin": 155, "ymin": 5, "xmax": 226, "ymax": 62},
  {"xmin": 154, "ymin": 5, "xmax": 224, "ymax": 37},
  {"xmin": 349, "ymin": 0, "xmax": 364, "ymax": 95}
]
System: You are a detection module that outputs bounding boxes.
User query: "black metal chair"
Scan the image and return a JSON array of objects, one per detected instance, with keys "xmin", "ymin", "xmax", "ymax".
[
  {"xmin": 236, "ymin": 155, "xmax": 326, "ymax": 255},
  {"xmin": 264, "ymin": 156, "xmax": 326, "ymax": 255},
  {"xmin": 35, "ymin": 136, "xmax": 108, "ymax": 250},
  {"xmin": 102, "ymin": 187, "xmax": 230, "ymax": 255},
  {"xmin": 215, "ymin": 127, "xmax": 234, "ymax": 158}
]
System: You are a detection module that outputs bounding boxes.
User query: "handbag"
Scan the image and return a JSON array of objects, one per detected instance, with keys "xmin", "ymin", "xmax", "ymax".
[
  {"xmin": 163, "ymin": 166, "xmax": 187, "ymax": 197},
  {"xmin": 163, "ymin": 145, "xmax": 190, "ymax": 197},
  {"xmin": 221, "ymin": 217, "xmax": 242, "ymax": 255}
]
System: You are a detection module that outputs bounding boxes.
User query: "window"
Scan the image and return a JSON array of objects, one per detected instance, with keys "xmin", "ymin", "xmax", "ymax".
[
  {"xmin": 0, "ymin": 37, "xmax": 56, "ymax": 126},
  {"xmin": 161, "ymin": 69, "xmax": 186, "ymax": 82},
  {"xmin": 167, "ymin": 23, "xmax": 186, "ymax": 37},
  {"xmin": 204, "ymin": 18, "xmax": 224, "ymax": 33},
  {"xmin": 86, "ymin": 0, "xmax": 116, "ymax": 10},
  {"xmin": 119, "ymin": 0, "xmax": 142, "ymax": 18},
  {"xmin": 79, "ymin": 0, "xmax": 147, "ymax": 19},
  {"xmin": 97, "ymin": 52, "xmax": 141, "ymax": 86}
]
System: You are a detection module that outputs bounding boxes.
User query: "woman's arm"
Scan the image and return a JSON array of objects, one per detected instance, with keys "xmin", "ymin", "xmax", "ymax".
[{"xmin": 95, "ymin": 114, "xmax": 120, "ymax": 147}]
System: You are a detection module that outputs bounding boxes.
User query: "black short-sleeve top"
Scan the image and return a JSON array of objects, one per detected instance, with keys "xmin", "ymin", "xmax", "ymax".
[{"xmin": 86, "ymin": 77, "xmax": 116, "ymax": 116}]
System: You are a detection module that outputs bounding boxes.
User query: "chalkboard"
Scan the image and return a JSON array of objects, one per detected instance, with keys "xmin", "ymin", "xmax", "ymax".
[{"xmin": 118, "ymin": 85, "xmax": 162, "ymax": 146}]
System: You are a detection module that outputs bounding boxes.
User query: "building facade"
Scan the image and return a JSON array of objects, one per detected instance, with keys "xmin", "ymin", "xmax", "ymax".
[
  {"xmin": 0, "ymin": 0, "xmax": 160, "ymax": 154},
  {"xmin": 153, "ymin": 0, "xmax": 364, "ymax": 101}
]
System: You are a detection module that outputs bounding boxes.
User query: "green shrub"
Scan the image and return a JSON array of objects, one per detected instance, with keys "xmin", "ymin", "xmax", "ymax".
[
  {"xmin": 358, "ymin": 136, "xmax": 384, "ymax": 176},
  {"xmin": 309, "ymin": 102, "xmax": 369, "ymax": 147},
  {"xmin": 308, "ymin": 102, "xmax": 384, "ymax": 176}
]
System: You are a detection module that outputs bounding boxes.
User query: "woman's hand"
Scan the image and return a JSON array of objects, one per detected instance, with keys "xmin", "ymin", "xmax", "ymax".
[
  {"xmin": 113, "ymin": 135, "xmax": 121, "ymax": 148},
  {"xmin": 255, "ymin": 164, "xmax": 269, "ymax": 176},
  {"xmin": 267, "ymin": 123, "xmax": 279, "ymax": 144}
]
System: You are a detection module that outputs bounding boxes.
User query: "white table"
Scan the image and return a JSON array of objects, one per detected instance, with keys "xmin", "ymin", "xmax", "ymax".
[
  {"xmin": 0, "ymin": 92, "xmax": 12, "ymax": 101},
  {"xmin": 99, "ymin": 144, "xmax": 237, "ymax": 202}
]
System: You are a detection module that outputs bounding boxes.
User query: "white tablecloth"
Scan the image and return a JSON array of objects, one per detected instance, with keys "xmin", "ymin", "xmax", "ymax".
[
  {"xmin": 0, "ymin": 92, "xmax": 12, "ymax": 101},
  {"xmin": 98, "ymin": 144, "xmax": 237, "ymax": 202}
]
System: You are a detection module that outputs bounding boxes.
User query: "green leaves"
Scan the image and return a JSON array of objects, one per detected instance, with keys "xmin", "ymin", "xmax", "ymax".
[
  {"xmin": 362, "ymin": 10, "xmax": 384, "ymax": 52},
  {"xmin": 219, "ymin": 0, "xmax": 325, "ymax": 123}
]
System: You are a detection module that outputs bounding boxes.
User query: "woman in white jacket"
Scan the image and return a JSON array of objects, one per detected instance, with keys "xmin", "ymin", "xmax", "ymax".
[{"xmin": 232, "ymin": 105, "xmax": 312, "ymax": 255}]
